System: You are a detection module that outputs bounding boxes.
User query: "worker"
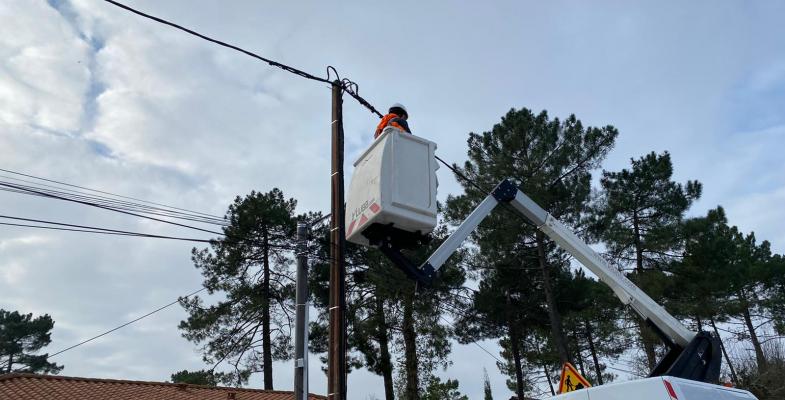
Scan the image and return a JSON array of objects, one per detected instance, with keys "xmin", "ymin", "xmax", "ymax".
[{"xmin": 374, "ymin": 103, "xmax": 411, "ymax": 139}]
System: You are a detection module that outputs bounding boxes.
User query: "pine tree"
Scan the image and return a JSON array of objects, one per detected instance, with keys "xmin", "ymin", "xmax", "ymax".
[
  {"xmin": 308, "ymin": 222, "xmax": 467, "ymax": 400},
  {"xmin": 170, "ymin": 369, "xmax": 230, "ymax": 386},
  {"xmin": 392, "ymin": 225, "xmax": 469, "ymax": 400},
  {"xmin": 667, "ymin": 207, "xmax": 743, "ymax": 381},
  {"xmin": 178, "ymin": 189, "xmax": 297, "ymax": 388},
  {"xmin": 453, "ymin": 251, "xmax": 548, "ymax": 400},
  {"xmin": 725, "ymin": 227, "xmax": 774, "ymax": 372},
  {"xmin": 0, "ymin": 310, "xmax": 62, "ymax": 374},
  {"xmin": 421, "ymin": 377, "xmax": 469, "ymax": 400},
  {"xmin": 562, "ymin": 272, "xmax": 629, "ymax": 385},
  {"xmin": 446, "ymin": 108, "xmax": 618, "ymax": 368},
  {"xmin": 306, "ymin": 219, "xmax": 401, "ymax": 400},
  {"xmin": 483, "ymin": 368, "xmax": 494, "ymax": 400},
  {"xmin": 589, "ymin": 151, "xmax": 701, "ymax": 372}
]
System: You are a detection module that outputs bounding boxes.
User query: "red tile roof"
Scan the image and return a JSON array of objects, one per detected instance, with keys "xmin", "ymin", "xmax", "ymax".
[{"xmin": 0, "ymin": 373, "xmax": 325, "ymax": 400}]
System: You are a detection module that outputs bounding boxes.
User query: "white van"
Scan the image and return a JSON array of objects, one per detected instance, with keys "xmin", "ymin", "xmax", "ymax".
[{"xmin": 550, "ymin": 377, "xmax": 757, "ymax": 400}]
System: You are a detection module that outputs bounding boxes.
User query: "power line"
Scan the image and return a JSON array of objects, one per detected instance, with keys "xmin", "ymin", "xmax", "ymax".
[
  {"xmin": 0, "ymin": 175, "xmax": 228, "ymax": 226},
  {"xmin": 0, "ymin": 167, "xmax": 224, "ymax": 220},
  {"xmin": 102, "ymin": 0, "xmax": 330, "ymax": 84},
  {"xmin": 41, "ymin": 219, "xmax": 331, "ymax": 360},
  {"xmin": 0, "ymin": 180, "xmax": 228, "ymax": 226},
  {"xmin": 100, "ymin": 0, "xmax": 383, "ymax": 117},
  {"xmin": 0, "ymin": 178, "xmax": 303, "ymax": 246},
  {"xmin": 0, "ymin": 216, "xmax": 214, "ymax": 243},
  {"xmin": 438, "ymin": 314, "xmax": 504, "ymax": 365},
  {"xmin": 434, "ymin": 155, "xmax": 489, "ymax": 196},
  {"xmin": 0, "ymin": 219, "xmax": 307, "ymax": 252},
  {"xmin": 0, "ymin": 181, "xmax": 226, "ymax": 236},
  {"xmin": 606, "ymin": 365, "xmax": 644, "ymax": 377},
  {"xmin": 47, "ymin": 286, "xmax": 208, "ymax": 359}
]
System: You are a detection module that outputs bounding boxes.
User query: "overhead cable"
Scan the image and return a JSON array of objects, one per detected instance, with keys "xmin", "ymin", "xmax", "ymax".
[
  {"xmin": 102, "ymin": 0, "xmax": 331, "ymax": 84},
  {"xmin": 0, "ymin": 215, "xmax": 214, "ymax": 243},
  {"xmin": 101, "ymin": 0, "xmax": 383, "ymax": 117},
  {"xmin": 0, "ymin": 181, "xmax": 227, "ymax": 226},
  {"xmin": 47, "ymin": 286, "xmax": 208, "ymax": 359},
  {"xmin": 0, "ymin": 181, "xmax": 225, "ymax": 236},
  {"xmin": 0, "ymin": 167, "xmax": 224, "ymax": 220}
]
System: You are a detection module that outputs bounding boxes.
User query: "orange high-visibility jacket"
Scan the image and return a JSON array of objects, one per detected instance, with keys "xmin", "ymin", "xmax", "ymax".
[{"xmin": 374, "ymin": 113, "xmax": 411, "ymax": 139}]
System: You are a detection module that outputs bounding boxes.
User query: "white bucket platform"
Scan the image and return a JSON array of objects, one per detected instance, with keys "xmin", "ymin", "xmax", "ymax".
[{"xmin": 345, "ymin": 127, "xmax": 439, "ymax": 246}]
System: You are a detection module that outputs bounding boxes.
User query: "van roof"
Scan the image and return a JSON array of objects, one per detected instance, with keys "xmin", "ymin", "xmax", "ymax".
[{"xmin": 548, "ymin": 376, "xmax": 756, "ymax": 399}]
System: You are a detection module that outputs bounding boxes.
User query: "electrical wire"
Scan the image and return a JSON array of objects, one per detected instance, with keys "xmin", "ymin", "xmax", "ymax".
[
  {"xmin": 0, "ymin": 168, "xmax": 224, "ymax": 220},
  {"xmin": 0, "ymin": 181, "xmax": 226, "ymax": 235},
  {"xmin": 437, "ymin": 313, "xmax": 505, "ymax": 365},
  {"xmin": 434, "ymin": 155, "xmax": 489, "ymax": 195},
  {"xmin": 42, "ymin": 220, "xmax": 329, "ymax": 360},
  {"xmin": 0, "ymin": 184, "xmax": 228, "ymax": 227},
  {"xmin": 0, "ymin": 215, "xmax": 216, "ymax": 243},
  {"xmin": 100, "ymin": 0, "xmax": 383, "ymax": 117},
  {"xmin": 0, "ymin": 179, "xmax": 227, "ymax": 226},
  {"xmin": 102, "ymin": 0, "xmax": 330, "ymax": 84},
  {"xmin": 47, "ymin": 286, "xmax": 208, "ymax": 359}
]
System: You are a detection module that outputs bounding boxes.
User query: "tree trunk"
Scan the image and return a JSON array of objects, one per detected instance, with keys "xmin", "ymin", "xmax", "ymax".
[
  {"xmin": 637, "ymin": 320, "xmax": 658, "ymax": 373},
  {"xmin": 632, "ymin": 211, "xmax": 644, "ymax": 272},
  {"xmin": 584, "ymin": 318, "xmax": 604, "ymax": 385},
  {"xmin": 709, "ymin": 317, "xmax": 738, "ymax": 385},
  {"xmin": 632, "ymin": 213, "xmax": 658, "ymax": 372},
  {"xmin": 542, "ymin": 362, "xmax": 555, "ymax": 396},
  {"xmin": 536, "ymin": 232, "xmax": 571, "ymax": 364},
  {"xmin": 402, "ymin": 290, "xmax": 419, "ymax": 400},
  {"xmin": 507, "ymin": 293, "xmax": 525, "ymax": 400},
  {"xmin": 739, "ymin": 291, "xmax": 767, "ymax": 371},
  {"xmin": 375, "ymin": 296, "xmax": 395, "ymax": 400},
  {"xmin": 6, "ymin": 354, "xmax": 12, "ymax": 373},
  {"xmin": 573, "ymin": 332, "xmax": 587, "ymax": 377},
  {"xmin": 262, "ymin": 229, "xmax": 273, "ymax": 389}
]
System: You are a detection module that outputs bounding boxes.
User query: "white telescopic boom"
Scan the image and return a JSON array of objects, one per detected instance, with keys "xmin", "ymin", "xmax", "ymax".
[{"xmin": 424, "ymin": 180, "xmax": 696, "ymax": 347}]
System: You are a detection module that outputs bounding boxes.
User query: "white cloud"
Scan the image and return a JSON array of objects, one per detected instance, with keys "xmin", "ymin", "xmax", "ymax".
[{"xmin": 0, "ymin": 0, "xmax": 90, "ymax": 132}]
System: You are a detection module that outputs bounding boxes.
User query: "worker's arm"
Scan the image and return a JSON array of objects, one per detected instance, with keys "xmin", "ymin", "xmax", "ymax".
[{"xmin": 390, "ymin": 117, "xmax": 411, "ymax": 133}]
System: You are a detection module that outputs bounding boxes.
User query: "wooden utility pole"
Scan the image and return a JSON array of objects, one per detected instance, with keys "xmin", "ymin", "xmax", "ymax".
[{"xmin": 328, "ymin": 81, "xmax": 347, "ymax": 400}]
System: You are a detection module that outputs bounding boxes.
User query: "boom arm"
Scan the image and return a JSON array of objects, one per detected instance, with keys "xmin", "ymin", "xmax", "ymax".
[
  {"xmin": 407, "ymin": 179, "xmax": 721, "ymax": 383},
  {"xmin": 425, "ymin": 180, "xmax": 695, "ymax": 346}
]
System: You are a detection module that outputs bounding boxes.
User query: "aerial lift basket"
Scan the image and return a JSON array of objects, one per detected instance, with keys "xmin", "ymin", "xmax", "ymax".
[{"xmin": 345, "ymin": 127, "xmax": 438, "ymax": 248}]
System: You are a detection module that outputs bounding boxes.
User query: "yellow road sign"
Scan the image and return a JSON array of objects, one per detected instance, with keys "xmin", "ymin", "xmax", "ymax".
[{"xmin": 558, "ymin": 362, "xmax": 591, "ymax": 394}]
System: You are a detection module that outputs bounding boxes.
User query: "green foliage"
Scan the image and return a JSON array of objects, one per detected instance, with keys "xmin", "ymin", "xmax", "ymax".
[
  {"xmin": 421, "ymin": 377, "xmax": 469, "ymax": 400},
  {"xmin": 668, "ymin": 207, "xmax": 737, "ymax": 323},
  {"xmin": 589, "ymin": 151, "xmax": 701, "ymax": 272},
  {"xmin": 483, "ymin": 368, "xmax": 494, "ymax": 400},
  {"xmin": 735, "ymin": 341, "xmax": 785, "ymax": 400},
  {"xmin": 170, "ymin": 369, "xmax": 231, "ymax": 386},
  {"xmin": 306, "ymin": 217, "xmax": 468, "ymax": 400},
  {"xmin": 589, "ymin": 151, "xmax": 701, "ymax": 371},
  {"xmin": 445, "ymin": 107, "xmax": 618, "ymax": 392},
  {"xmin": 762, "ymin": 254, "xmax": 785, "ymax": 335},
  {"xmin": 561, "ymin": 271, "xmax": 629, "ymax": 385},
  {"xmin": 0, "ymin": 309, "xmax": 62, "ymax": 374},
  {"xmin": 178, "ymin": 189, "xmax": 297, "ymax": 387}
]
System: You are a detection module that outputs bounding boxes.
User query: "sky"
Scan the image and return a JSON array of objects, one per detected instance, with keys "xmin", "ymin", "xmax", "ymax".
[{"xmin": 1, "ymin": 0, "xmax": 784, "ymax": 399}]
